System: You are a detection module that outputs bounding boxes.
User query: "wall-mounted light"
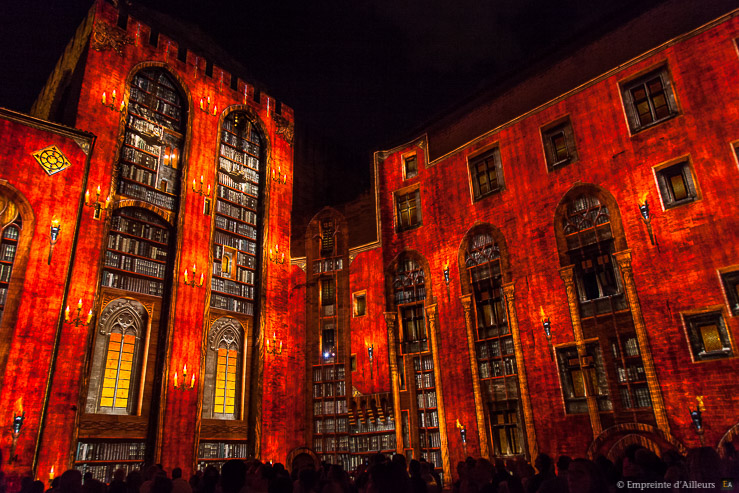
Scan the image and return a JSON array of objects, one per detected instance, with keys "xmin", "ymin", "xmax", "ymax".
[
  {"xmin": 323, "ymin": 346, "xmax": 336, "ymax": 361},
  {"xmin": 540, "ymin": 306, "xmax": 553, "ymax": 360},
  {"xmin": 48, "ymin": 219, "xmax": 61, "ymax": 265},
  {"xmin": 199, "ymin": 96, "xmax": 217, "ymax": 116},
  {"xmin": 85, "ymin": 185, "xmax": 112, "ymax": 220},
  {"xmin": 269, "ymin": 245, "xmax": 285, "ymax": 264},
  {"xmin": 266, "ymin": 332, "xmax": 283, "ymax": 356},
  {"xmin": 65, "ymin": 299, "xmax": 93, "ymax": 326},
  {"xmin": 639, "ymin": 196, "xmax": 655, "ymax": 246},
  {"xmin": 689, "ymin": 405, "xmax": 704, "ymax": 444},
  {"xmin": 49, "ymin": 466, "xmax": 55, "ymax": 484},
  {"xmin": 8, "ymin": 398, "xmax": 24, "ymax": 464},
  {"xmin": 183, "ymin": 264, "xmax": 204, "ymax": 287},
  {"xmin": 191, "ymin": 175, "xmax": 211, "ymax": 197},
  {"xmin": 173, "ymin": 365, "xmax": 195, "ymax": 391},
  {"xmin": 271, "ymin": 166, "xmax": 287, "ymax": 184},
  {"xmin": 101, "ymin": 90, "xmax": 126, "ymax": 113},
  {"xmin": 367, "ymin": 343, "xmax": 374, "ymax": 381},
  {"xmin": 443, "ymin": 263, "xmax": 450, "ymax": 286},
  {"xmin": 456, "ymin": 418, "xmax": 468, "ymax": 457}
]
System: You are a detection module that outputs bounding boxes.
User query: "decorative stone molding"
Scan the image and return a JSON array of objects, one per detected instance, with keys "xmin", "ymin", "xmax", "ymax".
[{"xmin": 91, "ymin": 22, "xmax": 133, "ymax": 56}]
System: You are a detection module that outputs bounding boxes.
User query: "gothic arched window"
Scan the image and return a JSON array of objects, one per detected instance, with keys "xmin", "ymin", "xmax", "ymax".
[
  {"xmin": 118, "ymin": 67, "xmax": 186, "ymax": 210},
  {"xmin": 393, "ymin": 256, "xmax": 426, "ymax": 353},
  {"xmin": 0, "ymin": 198, "xmax": 22, "ymax": 324},
  {"xmin": 86, "ymin": 299, "xmax": 147, "ymax": 415},
  {"xmin": 203, "ymin": 317, "xmax": 243, "ymax": 420}
]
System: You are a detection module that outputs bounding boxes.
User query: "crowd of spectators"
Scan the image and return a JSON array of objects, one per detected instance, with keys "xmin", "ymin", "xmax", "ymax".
[{"xmin": 5, "ymin": 444, "xmax": 738, "ymax": 493}]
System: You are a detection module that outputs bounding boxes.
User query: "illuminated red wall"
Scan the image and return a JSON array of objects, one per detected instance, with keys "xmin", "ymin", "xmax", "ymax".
[{"xmin": 371, "ymin": 14, "xmax": 739, "ymax": 465}]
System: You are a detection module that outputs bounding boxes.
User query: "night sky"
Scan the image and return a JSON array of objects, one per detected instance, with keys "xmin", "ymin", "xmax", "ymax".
[{"xmin": 1, "ymin": 0, "xmax": 662, "ymax": 197}]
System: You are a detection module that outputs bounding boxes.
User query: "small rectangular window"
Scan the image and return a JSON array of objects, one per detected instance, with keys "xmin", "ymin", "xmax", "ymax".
[
  {"xmin": 684, "ymin": 311, "xmax": 733, "ymax": 361},
  {"xmin": 320, "ymin": 219, "xmax": 335, "ymax": 256},
  {"xmin": 721, "ymin": 271, "xmax": 739, "ymax": 316},
  {"xmin": 350, "ymin": 355, "xmax": 357, "ymax": 372},
  {"xmin": 148, "ymin": 29, "xmax": 159, "ymax": 47},
  {"xmin": 542, "ymin": 118, "xmax": 577, "ymax": 170},
  {"xmin": 177, "ymin": 45, "xmax": 188, "ymax": 63},
  {"xmin": 353, "ymin": 292, "xmax": 366, "ymax": 317},
  {"xmin": 396, "ymin": 189, "xmax": 421, "ymax": 232},
  {"xmin": 469, "ymin": 148, "xmax": 504, "ymax": 200},
  {"xmin": 321, "ymin": 279, "xmax": 335, "ymax": 306},
  {"xmin": 403, "ymin": 154, "xmax": 418, "ymax": 179},
  {"xmin": 621, "ymin": 67, "xmax": 678, "ymax": 132},
  {"xmin": 656, "ymin": 161, "xmax": 697, "ymax": 208},
  {"xmin": 556, "ymin": 343, "xmax": 611, "ymax": 414}
]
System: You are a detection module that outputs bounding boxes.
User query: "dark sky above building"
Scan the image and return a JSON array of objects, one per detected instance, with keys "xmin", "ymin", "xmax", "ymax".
[{"xmin": 1, "ymin": 0, "xmax": 663, "ymax": 194}]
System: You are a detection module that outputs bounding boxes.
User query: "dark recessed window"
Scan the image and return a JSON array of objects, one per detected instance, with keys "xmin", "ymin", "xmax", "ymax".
[
  {"xmin": 321, "ymin": 278, "xmax": 335, "ymax": 306},
  {"xmin": 353, "ymin": 293, "xmax": 366, "ymax": 317},
  {"xmin": 556, "ymin": 343, "xmax": 612, "ymax": 414},
  {"xmin": 656, "ymin": 161, "xmax": 697, "ymax": 208},
  {"xmin": 621, "ymin": 67, "xmax": 678, "ymax": 132},
  {"xmin": 396, "ymin": 189, "xmax": 421, "ymax": 231},
  {"xmin": 721, "ymin": 271, "xmax": 739, "ymax": 316},
  {"xmin": 403, "ymin": 154, "xmax": 418, "ymax": 179},
  {"xmin": 684, "ymin": 311, "xmax": 733, "ymax": 361},
  {"xmin": 542, "ymin": 119, "xmax": 577, "ymax": 170},
  {"xmin": 320, "ymin": 219, "xmax": 335, "ymax": 257},
  {"xmin": 470, "ymin": 148, "xmax": 504, "ymax": 200}
]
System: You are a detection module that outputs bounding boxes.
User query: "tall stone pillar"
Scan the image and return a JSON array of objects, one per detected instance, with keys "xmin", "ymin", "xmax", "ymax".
[
  {"xmin": 384, "ymin": 311, "xmax": 404, "ymax": 455},
  {"xmin": 559, "ymin": 266, "xmax": 602, "ymax": 438},
  {"xmin": 460, "ymin": 294, "xmax": 490, "ymax": 459},
  {"xmin": 426, "ymin": 304, "xmax": 451, "ymax": 487}
]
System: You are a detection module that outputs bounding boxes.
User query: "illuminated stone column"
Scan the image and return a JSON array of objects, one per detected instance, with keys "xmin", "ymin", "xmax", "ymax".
[
  {"xmin": 559, "ymin": 266, "xmax": 602, "ymax": 438},
  {"xmin": 613, "ymin": 250, "xmax": 670, "ymax": 434},
  {"xmin": 460, "ymin": 294, "xmax": 490, "ymax": 458},
  {"xmin": 501, "ymin": 282, "xmax": 538, "ymax": 460},
  {"xmin": 426, "ymin": 304, "xmax": 451, "ymax": 487},
  {"xmin": 384, "ymin": 311, "xmax": 404, "ymax": 455}
]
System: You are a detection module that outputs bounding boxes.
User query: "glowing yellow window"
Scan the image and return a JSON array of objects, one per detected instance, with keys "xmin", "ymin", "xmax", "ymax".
[
  {"xmin": 700, "ymin": 325, "xmax": 722, "ymax": 353},
  {"xmin": 214, "ymin": 347, "xmax": 238, "ymax": 415},
  {"xmin": 100, "ymin": 333, "xmax": 135, "ymax": 409}
]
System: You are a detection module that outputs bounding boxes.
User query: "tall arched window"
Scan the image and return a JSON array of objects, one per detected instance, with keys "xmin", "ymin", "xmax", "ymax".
[
  {"xmin": 211, "ymin": 111, "xmax": 264, "ymax": 315},
  {"xmin": 118, "ymin": 67, "xmax": 186, "ymax": 210},
  {"xmin": 0, "ymin": 198, "xmax": 22, "ymax": 324},
  {"xmin": 556, "ymin": 189, "xmax": 653, "ymax": 418},
  {"xmin": 393, "ymin": 257, "xmax": 426, "ymax": 354},
  {"xmin": 203, "ymin": 317, "xmax": 243, "ymax": 420},
  {"xmin": 464, "ymin": 228, "xmax": 522, "ymax": 456},
  {"xmin": 86, "ymin": 299, "xmax": 147, "ymax": 415}
]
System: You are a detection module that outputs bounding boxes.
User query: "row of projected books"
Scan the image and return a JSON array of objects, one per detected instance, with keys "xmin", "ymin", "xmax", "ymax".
[
  {"xmin": 125, "ymin": 130, "xmax": 160, "ymax": 155},
  {"xmin": 76, "ymin": 441, "xmax": 146, "ymax": 461},
  {"xmin": 104, "ymin": 251, "xmax": 165, "ymax": 278},
  {"xmin": 313, "ymin": 364, "xmax": 346, "ymax": 382},
  {"xmin": 479, "ymin": 357, "xmax": 516, "ymax": 379},
  {"xmin": 220, "ymin": 131, "xmax": 260, "ymax": 160},
  {"xmin": 350, "ymin": 417, "xmax": 395, "ymax": 434},
  {"xmin": 111, "ymin": 216, "xmax": 169, "ymax": 243},
  {"xmin": 314, "ymin": 399, "xmax": 348, "ymax": 416},
  {"xmin": 222, "ymin": 118, "xmax": 261, "ymax": 143},
  {"xmin": 349, "ymin": 433, "xmax": 396, "ymax": 453},
  {"xmin": 413, "ymin": 355, "xmax": 434, "ymax": 372},
  {"xmin": 211, "ymin": 278, "xmax": 254, "ymax": 299},
  {"xmin": 102, "ymin": 270, "xmax": 164, "ymax": 296},
  {"xmin": 314, "ymin": 417, "xmax": 349, "ymax": 435},
  {"xmin": 132, "ymin": 73, "xmax": 179, "ymax": 103},
  {"xmin": 126, "ymin": 114, "xmax": 164, "ymax": 142},
  {"xmin": 219, "ymin": 145, "xmax": 260, "ymax": 171},
  {"xmin": 478, "ymin": 337, "xmax": 515, "ymax": 359},
  {"xmin": 212, "ymin": 263, "xmax": 255, "ymax": 285},
  {"xmin": 0, "ymin": 264, "xmax": 12, "ymax": 283},
  {"xmin": 214, "ymin": 245, "xmax": 256, "ymax": 269},
  {"xmin": 108, "ymin": 234, "xmax": 168, "ymax": 261},
  {"xmin": 418, "ymin": 410, "xmax": 439, "ymax": 428},
  {"xmin": 75, "ymin": 463, "xmax": 144, "ymax": 483},
  {"xmin": 394, "ymin": 287, "xmax": 426, "ymax": 306},
  {"xmin": 345, "ymin": 454, "xmax": 391, "ymax": 473},
  {"xmin": 217, "ymin": 173, "xmax": 259, "ymax": 203},
  {"xmin": 0, "ymin": 287, "xmax": 7, "ymax": 304},
  {"xmin": 217, "ymin": 169, "xmax": 260, "ymax": 198},
  {"xmin": 313, "ymin": 381, "xmax": 346, "ymax": 398},
  {"xmin": 218, "ymin": 156, "xmax": 260, "ymax": 185},
  {"xmin": 197, "ymin": 441, "xmax": 248, "ymax": 459},
  {"xmin": 210, "ymin": 293, "xmax": 253, "ymax": 315},
  {"xmin": 130, "ymin": 89, "xmax": 181, "ymax": 121},
  {"xmin": 216, "ymin": 198, "xmax": 257, "ymax": 224},
  {"xmin": 1, "ymin": 243, "xmax": 17, "ymax": 262},
  {"xmin": 118, "ymin": 182, "xmax": 176, "ymax": 211},
  {"xmin": 418, "ymin": 431, "xmax": 442, "ymax": 449},
  {"xmin": 312, "ymin": 258, "xmax": 343, "ymax": 274},
  {"xmin": 120, "ymin": 162, "xmax": 158, "ymax": 188},
  {"xmin": 414, "ymin": 372, "xmax": 435, "ymax": 390},
  {"xmin": 214, "ymin": 231, "xmax": 257, "ymax": 255},
  {"xmin": 121, "ymin": 145, "xmax": 158, "ymax": 170},
  {"xmin": 215, "ymin": 215, "xmax": 257, "ymax": 238},
  {"xmin": 417, "ymin": 391, "xmax": 437, "ymax": 409}
]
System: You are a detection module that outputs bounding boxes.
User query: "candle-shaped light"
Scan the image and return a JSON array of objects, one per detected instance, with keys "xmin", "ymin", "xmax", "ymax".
[
  {"xmin": 86, "ymin": 310, "xmax": 93, "ymax": 324},
  {"xmin": 212, "ymin": 105, "xmax": 217, "ymax": 116},
  {"xmin": 206, "ymin": 184, "xmax": 211, "ymax": 196},
  {"xmin": 77, "ymin": 298, "xmax": 83, "ymax": 310},
  {"xmin": 192, "ymin": 178, "xmax": 197, "ymax": 191},
  {"xmin": 64, "ymin": 305, "xmax": 70, "ymax": 322},
  {"xmin": 183, "ymin": 364, "xmax": 187, "ymax": 379},
  {"xmin": 96, "ymin": 185, "xmax": 101, "ymax": 199},
  {"xmin": 174, "ymin": 371, "xmax": 178, "ymax": 388},
  {"xmin": 120, "ymin": 100, "xmax": 126, "ymax": 112},
  {"xmin": 105, "ymin": 195, "xmax": 111, "ymax": 209},
  {"xmin": 85, "ymin": 189, "xmax": 91, "ymax": 205},
  {"xmin": 112, "ymin": 90, "xmax": 116, "ymax": 101},
  {"xmin": 200, "ymin": 98, "xmax": 204, "ymax": 110},
  {"xmin": 200, "ymin": 175, "xmax": 204, "ymax": 185},
  {"xmin": 199, "ymin": 272, "xmax": 204, "ymax": 286},
  {"xmin": 49, "ymin": 466, "xmax": 55, "ymax": 481},
  {"xmin": 184, "ymin": 267, "xmax": 189, "ymax": 284},
  {"xmin": 190, "ymin": 373, "xmax": 195, "ymax": 388},
  {"xmin": 102, "ymin": 91, "xmax": 107, "ymax": 105}
]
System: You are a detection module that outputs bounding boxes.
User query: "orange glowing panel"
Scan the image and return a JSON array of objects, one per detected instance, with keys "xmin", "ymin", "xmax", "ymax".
[{"xmin": 101, "ymin": 333, "xmax": 135, "ymax": 409}]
